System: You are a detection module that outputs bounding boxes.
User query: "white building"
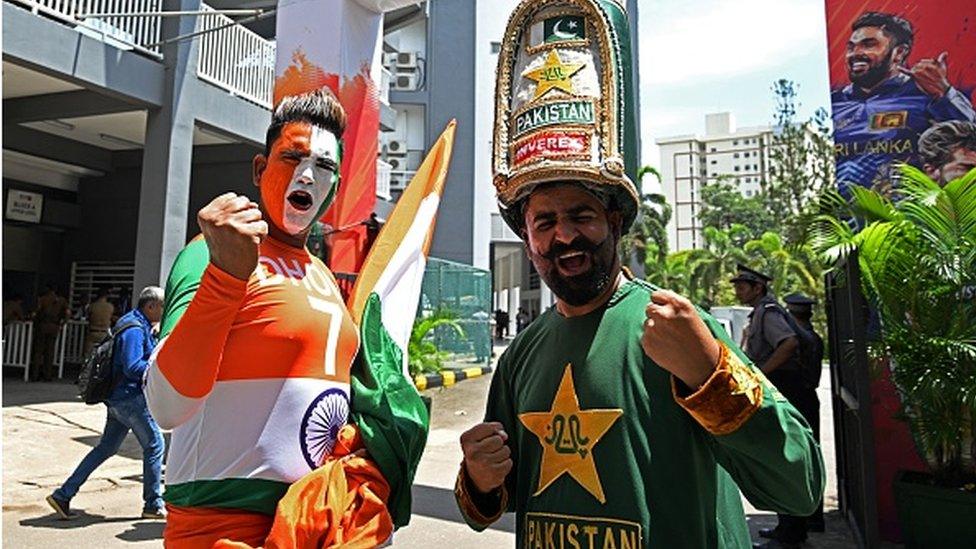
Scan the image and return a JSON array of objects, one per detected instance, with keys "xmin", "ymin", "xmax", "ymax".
[{"xmin": 656, "ymin": 112, "xmax": 775, "ymax": 251}]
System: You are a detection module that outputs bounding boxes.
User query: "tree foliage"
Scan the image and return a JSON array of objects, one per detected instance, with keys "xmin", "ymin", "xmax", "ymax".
[
  {"xmin": 408, "ymin": 308, "xmax": 466, "ymax": 376},
  {"xmin": 811, "ymin": 164, "xmax": 976, "ymax": 485}
]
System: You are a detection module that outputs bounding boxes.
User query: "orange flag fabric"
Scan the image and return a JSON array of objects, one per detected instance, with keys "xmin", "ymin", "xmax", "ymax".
[{"xmin": 164, "ymin": 425, "xmax": 392, "ymax": 549}]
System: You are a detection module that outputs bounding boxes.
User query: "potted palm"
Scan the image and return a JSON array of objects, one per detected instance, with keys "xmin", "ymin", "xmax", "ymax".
[{"xmin": 812, "ymin": 165, "xmax": 976, "ymax": 547}]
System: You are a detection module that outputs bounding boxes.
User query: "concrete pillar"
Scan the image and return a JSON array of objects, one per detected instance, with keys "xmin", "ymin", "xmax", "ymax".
[{"xmin": 134, "ymin": 0, "xmax": 201, "ymax": 293}]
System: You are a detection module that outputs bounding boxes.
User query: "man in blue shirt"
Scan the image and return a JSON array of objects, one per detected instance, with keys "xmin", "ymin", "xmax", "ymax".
[
  {"xmin": 831, "ymin": 11, "xmax": 975, "ymax": 192},
  {"xmin": 47, "ymin": 286, "xmax": 167, "ymax": 520}
]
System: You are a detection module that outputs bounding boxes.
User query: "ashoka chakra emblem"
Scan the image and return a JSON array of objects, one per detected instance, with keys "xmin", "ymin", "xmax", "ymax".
[{"xmin": 299, "ymin": 388, "xmax": 349, "ymax": 469}]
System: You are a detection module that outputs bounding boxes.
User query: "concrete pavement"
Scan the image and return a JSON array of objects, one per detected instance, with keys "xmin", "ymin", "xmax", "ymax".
[{"xmin": 3, "ymin": 362, "xmax": 862, "ymax": 548}]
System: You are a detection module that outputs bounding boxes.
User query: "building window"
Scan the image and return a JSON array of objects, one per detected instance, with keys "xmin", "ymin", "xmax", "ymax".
[
  {"xmin": 710, "ymin": 160, "xmax": 717, "ymax": 165},
  {"xmin": 491, "ymin": 41, "xmax": 501, "ymax": 53},
  {"xmin": 733, "ymin": 152, "xmax": 739, "ymax": 158},
  {"xmin": 710, "ymin": 147, "xmax": 717, "ymax": 152},
  {"xmin": 733, "ymin": 140, "xmax": 738, "ymax": 146},
  {"xmin": 734, "ymin": 166, "xmax": 740, "ymax": 172}
]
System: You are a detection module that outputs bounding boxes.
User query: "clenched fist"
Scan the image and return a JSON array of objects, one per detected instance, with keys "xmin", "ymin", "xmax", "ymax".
[
  {"xmin": 460, "ymin": 422, "xmax": 512, "ymax": 494},
  {"xmin": 197, "ymin": 193, "xmax": 268, "ymax": 281},
  {"xmin": 641, "ymin": 290, "xmax": 721, "ymax": 389}
]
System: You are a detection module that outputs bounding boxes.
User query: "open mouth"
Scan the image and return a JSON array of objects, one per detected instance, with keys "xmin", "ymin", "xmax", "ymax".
[
  {"xmin": 556, "ymin": 250, "xmax": 590, "ymax": 275},
  {"xmin": 287, "ymin": 190, "xmax": 313, "ymax": 211},
  {"xmin": 849, "ymin": 58, "xmax": 870, "ymax": 74}
]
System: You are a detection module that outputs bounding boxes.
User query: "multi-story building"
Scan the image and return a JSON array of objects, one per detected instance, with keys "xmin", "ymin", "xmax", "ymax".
[
  {"xmin": 2, "ymin": 0, "xmax": 487, "ymax": 310},
  {"xmin": 656, "ymin": 112, "xmax": 775, "ymax": 251}
]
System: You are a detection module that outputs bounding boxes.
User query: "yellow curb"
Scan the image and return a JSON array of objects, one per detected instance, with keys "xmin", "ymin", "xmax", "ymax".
[
  {"xmin": 463, "ymin": 367, "xmax": 484, "ymax": 379},
  {"xmin": 441, "ymin": 371, "xmax": 456, "ymax": 386},
  {"xmin": 414, "ymin": 375, "xmax": 427, "ymax": 391}
]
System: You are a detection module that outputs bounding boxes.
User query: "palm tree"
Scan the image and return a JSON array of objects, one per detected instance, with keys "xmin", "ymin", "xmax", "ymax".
[
  {"xmin": 811, "ymin": 164, "xmax": 976, "ymax": 485},
  {"xmin": 620, "ymin": 166, "xmax": 672, "ymax": 277},
  {"xmin": 686, "ymin": 225, "xmax": 749, "ymax": 307},
  {"xmin": 743, "ymin": 231, "xmax": 819, "ymax": 298},
  {"xmin": 408, "ymin": 308, "xmax": 466, "ymax": 376}
]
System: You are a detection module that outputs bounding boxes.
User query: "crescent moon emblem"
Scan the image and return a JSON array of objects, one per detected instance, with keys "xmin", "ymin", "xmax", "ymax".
[{"xmin": 552, "ymin": 19, "xmax": 578, "ymax": 40}]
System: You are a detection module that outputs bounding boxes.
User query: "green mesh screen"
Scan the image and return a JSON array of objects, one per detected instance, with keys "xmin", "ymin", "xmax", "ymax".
[{"xmin": 417, "ymin": 257, "xmax": 492, "ymax": 367}]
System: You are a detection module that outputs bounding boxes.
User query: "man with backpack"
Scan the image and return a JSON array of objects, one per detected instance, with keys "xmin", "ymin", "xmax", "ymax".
[{"xmin": 46, "ymin": 286, "xmax": 167, "ymax": 521}]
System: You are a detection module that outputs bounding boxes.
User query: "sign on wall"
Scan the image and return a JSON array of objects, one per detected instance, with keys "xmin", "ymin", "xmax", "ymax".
[
  {"xmin": 825, "ymin": 0, "xmax": 976, "ymax": 192},
  {"xmin": 5, "ymin": 189, "xmax": 44, "ymax": 223}
]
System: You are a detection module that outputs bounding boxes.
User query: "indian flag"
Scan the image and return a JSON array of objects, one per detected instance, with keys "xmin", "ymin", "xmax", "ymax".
[{"xmin": 349, "ymin": 120, "xmax": 457, "ymax": 377}]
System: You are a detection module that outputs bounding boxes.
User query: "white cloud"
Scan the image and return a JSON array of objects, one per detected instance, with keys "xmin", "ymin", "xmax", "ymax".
[{"xmin": 639, "ymin": 0, "xmax": 826, "ymax": 86}]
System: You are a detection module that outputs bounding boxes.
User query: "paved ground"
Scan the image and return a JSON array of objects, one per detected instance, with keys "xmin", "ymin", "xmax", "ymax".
[{"xmin": 3, "ymin": 358, "xmax": 867, "ymax": 548}]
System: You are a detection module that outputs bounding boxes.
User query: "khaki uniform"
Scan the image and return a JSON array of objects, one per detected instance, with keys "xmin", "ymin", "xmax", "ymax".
[
  {"xmin": 83, "ymin": 298, "xmax": 115, "ymax": 356},
  {"xmin": 32, "ymin": 293, "xmax": 68, "ymax": 380}
]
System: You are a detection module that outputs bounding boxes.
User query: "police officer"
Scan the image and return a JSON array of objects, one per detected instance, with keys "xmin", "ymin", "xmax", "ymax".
[
  {"xmin": 731, "ymin": 265, "xmax": 807, "ymax": 548},
  {"xmin": 783, "ymin": 293, "xmax": 826, "ymax": 534}
]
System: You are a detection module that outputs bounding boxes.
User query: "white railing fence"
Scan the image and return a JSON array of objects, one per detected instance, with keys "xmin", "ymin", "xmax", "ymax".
[
  {"xmin": 2, "ymin": 320, "xmax": 88, "ymax": 381},
  {"xmin": 10, "ymin": 0, "xmax": 163, "ymax": 57},
  {"xmin": 3, "ymin": 322, "xmax": 34, "ymax": 381},
  {"xmin": 376, "ymin": 158, "xmax": 393, "ymax": 200},
  {"xmin": 196, "ymin": 2, "xmax": 275, "ymax": 108}
]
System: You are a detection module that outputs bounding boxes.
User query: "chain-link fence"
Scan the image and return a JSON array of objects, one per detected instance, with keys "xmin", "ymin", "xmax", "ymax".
[{"xmin": 417, "ymin": 258, "xmax": 492, "ymax": 367}]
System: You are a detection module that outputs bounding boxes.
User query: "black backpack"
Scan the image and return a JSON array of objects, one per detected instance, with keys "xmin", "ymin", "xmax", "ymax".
[
  {"xmin": 779, "ymin": 309, "xmax": 822, "ymax": 390},
  {"xmin": 77, "ymin": 320, "xmax": 140, "ymax": 405}
]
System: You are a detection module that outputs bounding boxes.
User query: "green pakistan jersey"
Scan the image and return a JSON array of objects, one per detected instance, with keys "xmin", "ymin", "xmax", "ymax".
[{"xmin": 456, "ymin": 279, "xmax": 824, "ymax": 548}]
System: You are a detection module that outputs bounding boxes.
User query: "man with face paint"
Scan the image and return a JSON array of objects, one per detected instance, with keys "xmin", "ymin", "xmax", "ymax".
[
  {"xmin": 454, "ymin": 2, "xmax": 824, "ymax": 547},
  {"xmin": 144, "ymin": 89, "xmax": 389, "ymax": 547},
  {"xmin": 831, "ymin": 11, "xmax": 975, "ymax": 192}
]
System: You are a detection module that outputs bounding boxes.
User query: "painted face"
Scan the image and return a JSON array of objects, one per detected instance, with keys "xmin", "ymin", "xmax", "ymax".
[
  {"xmin": 261, "ymin": 122, "xmax": 341, "ymax": 235},
  {"xmin": 937, "ymin": 147, "xmax": 976, "ymax": 185},
  {"xmin": 846, "ymin": 27, "xmax": 901, "ymax": 89}
]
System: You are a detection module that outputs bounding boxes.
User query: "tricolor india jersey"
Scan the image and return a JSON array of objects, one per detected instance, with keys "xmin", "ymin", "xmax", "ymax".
[
  {"xmin": 145, "ymin": 235, "xmax": 360, "ymax": 515},
  {"xmin": 457, "ymin": 280, "xmax": 824, "ymax": 548}
]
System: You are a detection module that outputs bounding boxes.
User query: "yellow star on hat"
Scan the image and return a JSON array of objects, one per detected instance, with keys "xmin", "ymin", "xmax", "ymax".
[
  {"xmin": 518, "ymin": 364, "xmax": 622, "ymax": 503},
  {"xmin": 522, "ymin": 50, "xmax": 585, "ymax": 99}
]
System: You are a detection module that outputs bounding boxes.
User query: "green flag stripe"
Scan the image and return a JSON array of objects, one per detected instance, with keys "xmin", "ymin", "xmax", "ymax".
[{"xmin": 163, "ymin": 477, "xmax": 289, "ymax": 516}]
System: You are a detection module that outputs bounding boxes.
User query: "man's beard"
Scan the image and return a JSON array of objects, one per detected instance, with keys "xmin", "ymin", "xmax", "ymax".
[
  {"xmin": 849, "ymin": 47, "xmax": 896, "ymax": 89},
  {"xmin": 533, "ymin": 233, "xmax": 618, "ymax": 307}
]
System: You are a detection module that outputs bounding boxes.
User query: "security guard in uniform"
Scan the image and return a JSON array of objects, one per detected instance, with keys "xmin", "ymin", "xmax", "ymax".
[
  {"xmin": 782, "ymin": 292, "xmax": 826, "ymax": 533},
  {"xmin": 731, "ymin": 265, "xmax": 808, "ymax": 548}
]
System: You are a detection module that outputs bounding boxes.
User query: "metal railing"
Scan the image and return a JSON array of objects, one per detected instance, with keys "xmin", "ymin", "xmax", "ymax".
[
  {"xmin": 376, "ymin": 158, "xmax": 393, "ymax": 200},
  {"xmin": 196, "ymin": 2, "xmax": 275, "ymax": 108},
  {"xmin": 390, "ymin": 169, "xmax": 418, "ymax": 191},
  {"xmin": 379, "ymin": 67, "xmax": 392, "ymax": 106},
  {"xmin": 10, "ymin": 0, "xmax": 163, "ymax": 57},
  {"xmin": 2, "ymin": 320, "xmax": 87, "ymax": 381}
]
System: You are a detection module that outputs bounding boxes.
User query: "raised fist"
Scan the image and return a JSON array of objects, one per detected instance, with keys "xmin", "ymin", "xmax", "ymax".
[
  {"xmin": 641, "ymin": 289, "xmax": 721, "ymax": 389},
  {"xmin": 197, "ymin": 193, "xmax": 267, "ymax": 281},
  {"xmin": 460, "ymin": 422, "xmax": 513, "ymax": 494}
]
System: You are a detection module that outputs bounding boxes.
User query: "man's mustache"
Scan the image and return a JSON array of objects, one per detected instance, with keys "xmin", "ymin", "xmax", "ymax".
[{"xmin": 542, "ymin": 236, "xmax": 606, "ymax": 262}]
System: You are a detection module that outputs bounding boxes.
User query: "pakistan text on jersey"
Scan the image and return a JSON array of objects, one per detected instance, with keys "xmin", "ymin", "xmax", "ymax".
[{"xmin": 524, "ymin": 513, "xmax": 642, "ymax": 549}]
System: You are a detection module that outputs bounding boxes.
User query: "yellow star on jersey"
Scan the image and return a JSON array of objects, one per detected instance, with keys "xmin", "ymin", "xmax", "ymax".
[
  {"xmin": 522, "ymin": 50, "xmax": 585, "ymax": 99},
  {"xmin": 519, "ymin": 364, "xmax": 622, "ymax": 503}
]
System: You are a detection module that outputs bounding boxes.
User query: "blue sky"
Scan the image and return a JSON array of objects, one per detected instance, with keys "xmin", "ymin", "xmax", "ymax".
[{"xmin": 637, "ymin": 0, "xmax": 832, "ymax": 165}]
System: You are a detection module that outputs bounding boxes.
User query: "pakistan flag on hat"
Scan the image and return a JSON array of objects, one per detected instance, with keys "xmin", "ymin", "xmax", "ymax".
[{"xmin": 493, "ymin": 0, "xmax": 640, "ymax": 233}]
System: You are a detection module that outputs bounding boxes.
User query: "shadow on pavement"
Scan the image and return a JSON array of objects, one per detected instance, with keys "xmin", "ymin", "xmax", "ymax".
[
  {"xmin": 74, "ymin": 432, "xmax": 172, "ymax": 463},
  {"xmin": 116, "ymin": 521, "xmax": 166, "ymax": 542},
  {"xmin": 411, "ymin": 483, "xmax": 516, "ymax": 533},
  {"xmin": 19, "ymin": 510, "xmax": 135, "ymax": 529},
  {"xmin": 747, "ymin": 510, "xmax": 857, "ymax": 548},
  {"xmin": 2, "ymin": 374, "xmax": 81, "ymax": 407}
]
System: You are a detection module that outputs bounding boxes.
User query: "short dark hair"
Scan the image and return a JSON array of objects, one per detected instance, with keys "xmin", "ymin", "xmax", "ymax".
[
  {"xmin": 264, "ymin": 88, "xmax": 347, "ymax": 157},
  {"xmin": 853, "ymin": 12, "xmax": 914, "ymax": 55},
  {"xmin": 919, "ymin": 121, "xmax": 976, "ymax": 167}
]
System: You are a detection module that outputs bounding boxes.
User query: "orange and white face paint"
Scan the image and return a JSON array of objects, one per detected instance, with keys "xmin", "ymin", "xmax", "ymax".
[{"xmin": 260, "ymin": 122, "xmax": 341, "ymax": 236}]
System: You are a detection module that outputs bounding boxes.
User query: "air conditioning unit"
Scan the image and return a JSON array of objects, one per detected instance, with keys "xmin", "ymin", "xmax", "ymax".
[
  {"xmin": 385, "ymin": 139, "xmax": 407, "ymax": 156},
  {"xmin": 390, "ymin": 173, "xmax": 408, "ymax": 190},
  {"xmin": 393, "ymin": 73, "xmax": 419, "ymax": 91},
  {"xmin": 383, "ymin": 52, "xmax": 399, "ymax": 70},
  {"xmin": 396, "ymin": 52, "xmax": 418, "ymax": 70},
  {"xmin": 385, "ymin": 156, "xmax": 404, "ymax": 171}
]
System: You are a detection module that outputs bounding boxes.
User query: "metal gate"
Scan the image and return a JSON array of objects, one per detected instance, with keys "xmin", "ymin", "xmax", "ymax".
[{"xmin": 825, "ymin": 250, "xmax": 879, "ymax": 548}]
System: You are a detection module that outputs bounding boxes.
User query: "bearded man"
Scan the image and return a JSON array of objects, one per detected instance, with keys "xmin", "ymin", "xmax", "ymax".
[
  {"xmin": 831, "ymin": 11, "xmax": 975, "ymax": 191},
  {"xmin": 453, "ymin": 2, "xmax": 824, "ymax": 548}
]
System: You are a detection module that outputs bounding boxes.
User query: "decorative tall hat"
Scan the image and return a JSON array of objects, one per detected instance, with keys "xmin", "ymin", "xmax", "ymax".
[{"xmin": 493, "ymin": 0, "xmax": 640, "ymax": 232}]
